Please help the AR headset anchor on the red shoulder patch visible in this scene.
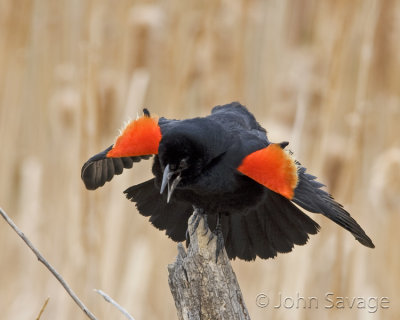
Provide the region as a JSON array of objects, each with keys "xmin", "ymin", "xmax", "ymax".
[
  {"xmin": 107, "ymin": 114, "xmax": 162, "ymax": 158},
  {"xmin": 237, "ymin": 144, "xmax": 298, "ymax": 199}
]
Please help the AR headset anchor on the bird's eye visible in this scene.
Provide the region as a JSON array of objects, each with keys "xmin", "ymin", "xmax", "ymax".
[{"xmin": 180, "ymin": 158, "xmax": 189, "ymax": 170}]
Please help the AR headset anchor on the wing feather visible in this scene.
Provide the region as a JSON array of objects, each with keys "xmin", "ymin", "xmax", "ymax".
[
  {"xmin": 81, "ymin": 145, "xmax": 151, "ymax": 190},
  {"xmin": 293, "ymin": 166, "xmax": 375, "ymax": 248}
]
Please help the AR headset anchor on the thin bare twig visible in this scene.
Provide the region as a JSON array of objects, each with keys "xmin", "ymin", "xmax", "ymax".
[
  {"xmin": 35, "ymin": 297, "xmax": 50, "ymax": 320},
  {"xmin": 0, "ymin": 207, "xmax": 98, "ymax": 320},
  {"xmin": 94, "ymin": 289, "xmax": 135, "ymax": 320}
]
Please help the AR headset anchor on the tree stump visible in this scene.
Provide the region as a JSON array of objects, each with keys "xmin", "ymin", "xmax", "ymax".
[{"xmin": 168, "ymin": 211, "xmax": 251, "ymax": 320}]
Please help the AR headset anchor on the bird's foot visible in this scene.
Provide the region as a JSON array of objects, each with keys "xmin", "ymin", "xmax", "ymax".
[
  {"xmin": 187, "ymin": 209, "xmax": 224, "ymax": 263},
  {"xmin": 185, "ymin": 214, "xmax": 209, "ymax": 244},
  {"xmin": 190, "ymin": 207, "xmax": 209, "ymax": 237},
  {"xmin": 207, "ymin": 214, "xmax": 224, "ymax": 263}
]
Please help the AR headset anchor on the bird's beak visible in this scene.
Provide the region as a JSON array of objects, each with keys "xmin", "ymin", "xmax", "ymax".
[{"xmin": 160, "ymin": 164, "xmax": 182, "ymax": 203}]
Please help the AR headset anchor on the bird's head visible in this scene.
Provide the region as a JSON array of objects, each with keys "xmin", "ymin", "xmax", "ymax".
[{"xmin": 158, "ymin": 133, "xmax": 209, "ymax": 203}]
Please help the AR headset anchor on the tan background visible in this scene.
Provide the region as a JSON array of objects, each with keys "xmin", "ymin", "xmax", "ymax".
[{"xmin": 1, "ymin": 0, "xmax": 399, "ymax": 319}]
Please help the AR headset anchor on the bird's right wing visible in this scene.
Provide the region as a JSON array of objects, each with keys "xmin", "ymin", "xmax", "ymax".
[
  {"xmin": 81, "ymin": 110, "xmax": 162, "ymax": 190},
  {"xmin": 81, "ymin": 145, "xmax": 152, "ymax": 190}
]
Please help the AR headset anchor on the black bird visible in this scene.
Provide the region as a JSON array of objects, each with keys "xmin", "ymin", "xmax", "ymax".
[{"xmin": 81, "ymin": 102, "xmax": 374, "ymax": 261}]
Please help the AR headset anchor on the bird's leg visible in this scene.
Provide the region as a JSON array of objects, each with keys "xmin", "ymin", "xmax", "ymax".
[
  {"xmin": 189, "ymin": 206, "xmax": 209, "ymax": 238},
  {"xmin": 207, "ymin": 212, "xmax": 224, "ymax": 263},
  {"xmin": 202, "ymin": 214, "xmax": 209, "ymax": 236},
  {"xmin": 185, "ymin": 228, "xmax": 190, "ymax": 247},
  {"xmin": 186, "ymin": 207, "xmax": 209, "ymax": 247}
]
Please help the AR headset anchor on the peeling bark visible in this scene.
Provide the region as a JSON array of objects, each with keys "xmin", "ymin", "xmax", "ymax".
[{"xmin": 168, "ymin": 211, "xmax": 251, "ymax": 320}]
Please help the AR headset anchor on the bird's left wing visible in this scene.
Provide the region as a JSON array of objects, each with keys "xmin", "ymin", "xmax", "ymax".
[
  {"xmin": 292, "ymin": 166, "xmax": 374, "ymax": 248},
  {"xmin": 237, "ymin": 142, "xmax": 298, "ymax": 199},
  {"xmin": 237, "ymin": 143, "xmax": 374, "ymax": 248},
  {"xmin": 81, "ymin": 110, "xmax": 162, "ymax": 190}
]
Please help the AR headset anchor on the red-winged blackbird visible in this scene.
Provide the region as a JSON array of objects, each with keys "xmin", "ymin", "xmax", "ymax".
[{"xmin": 81, "ymin": 102, "xmax": 374, "ymax": 261}]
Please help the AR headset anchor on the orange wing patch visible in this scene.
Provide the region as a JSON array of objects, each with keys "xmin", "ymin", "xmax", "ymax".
[
  {"xmin": 237, "ymin": 144, "xmax": 298, "ymax": 199},
  {"xmin": 107, "ymin": 113, "xmax": 162, "ymax": 158}
]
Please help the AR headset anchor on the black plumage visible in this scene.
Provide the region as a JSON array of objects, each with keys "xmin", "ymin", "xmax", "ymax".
[{"xmin": 81, "ymin": 102, "xmax": 374, "ymax": 261}]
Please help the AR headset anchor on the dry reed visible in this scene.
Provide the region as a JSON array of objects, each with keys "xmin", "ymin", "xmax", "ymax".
[{"xmin": 0, "ymin": 0, "xmax": 399, "ymax": 319}]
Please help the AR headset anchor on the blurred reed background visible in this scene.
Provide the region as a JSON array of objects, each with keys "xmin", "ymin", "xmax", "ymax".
[{"xmin": 0, "ymin": 0, "xmax": 399, "ymax": 319}]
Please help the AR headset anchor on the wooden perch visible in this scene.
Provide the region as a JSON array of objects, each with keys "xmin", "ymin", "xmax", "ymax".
[{"xmin": 168, "ymin": 211, "xmax": 251, "ymax": 320}]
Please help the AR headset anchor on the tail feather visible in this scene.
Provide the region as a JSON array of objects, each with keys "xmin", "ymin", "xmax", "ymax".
[
  {"xmin": 221, "ymin": 189, "xmax": 320, "ymax": 261},
  {"xmin": 228, "ymin": 215, "xmax": 255, "ymax": 261},
  {"xmin": 269, "ymin": 192, "xmax": 319, "ymax": 244},
  {"xmin": 243, "ymin": 211, "xmax": 276, "ymax": 259}
]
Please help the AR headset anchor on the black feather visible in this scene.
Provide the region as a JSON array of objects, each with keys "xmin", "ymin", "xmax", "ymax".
[
  {"xmin": 143, "ymin": 108, "xmax": 150, "ymax": 117},
  {"xmin": 81, "ymin": 145, "xmax": 151, "ymax": 190},
  {"xmin": 293, "ymin": 166, "xmax": 374, "ymax": 248},
  {"xmin": 124, "ymin": 179, "xmax": 192, "ymax": 242},
  {"xmin": 81, "ymin": 102, "xmax": 374, "ymax": 261}
]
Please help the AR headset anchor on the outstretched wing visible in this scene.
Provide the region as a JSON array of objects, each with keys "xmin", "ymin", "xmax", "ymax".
[
  {"xmin": 81, "ymin": 145, "xmax": 151, "ymax": 190},
  {"xmin": 292, "ymin": 166, "xmax": 375, "ymax": 248},
  {"xmin": 237, "ymin": 143, "xmax": 375, "ymax": 248},
  {"xmin": 237, "ymin": 143, "xmax": 298, "ymax": 199},
  {"xmin": 81, "ymin": 110, "xmax": 162, "ymax": 190}
]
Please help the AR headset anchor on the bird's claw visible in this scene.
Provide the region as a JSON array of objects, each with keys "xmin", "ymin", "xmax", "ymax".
[
  {"xmin": 190, "ymin": 207, "xmax": 208, "ymax": 236},
  {"xmin": 215, "ymin": 232, "xmax": 224, "ymax": 263},
  {"xmin": 189, "ymin": 209, "xmax": 224, "ymax": 263},
  {"xmin": 185, "ymin": 228, "xmax": 190, "ymax": 246},
  {"xmin": 202, "ymin": 215, "xmax": 209, "ymax": 236},
  {"xmin": 207, "ymin": 223, "xmax": 224, "ymax": 263}
]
